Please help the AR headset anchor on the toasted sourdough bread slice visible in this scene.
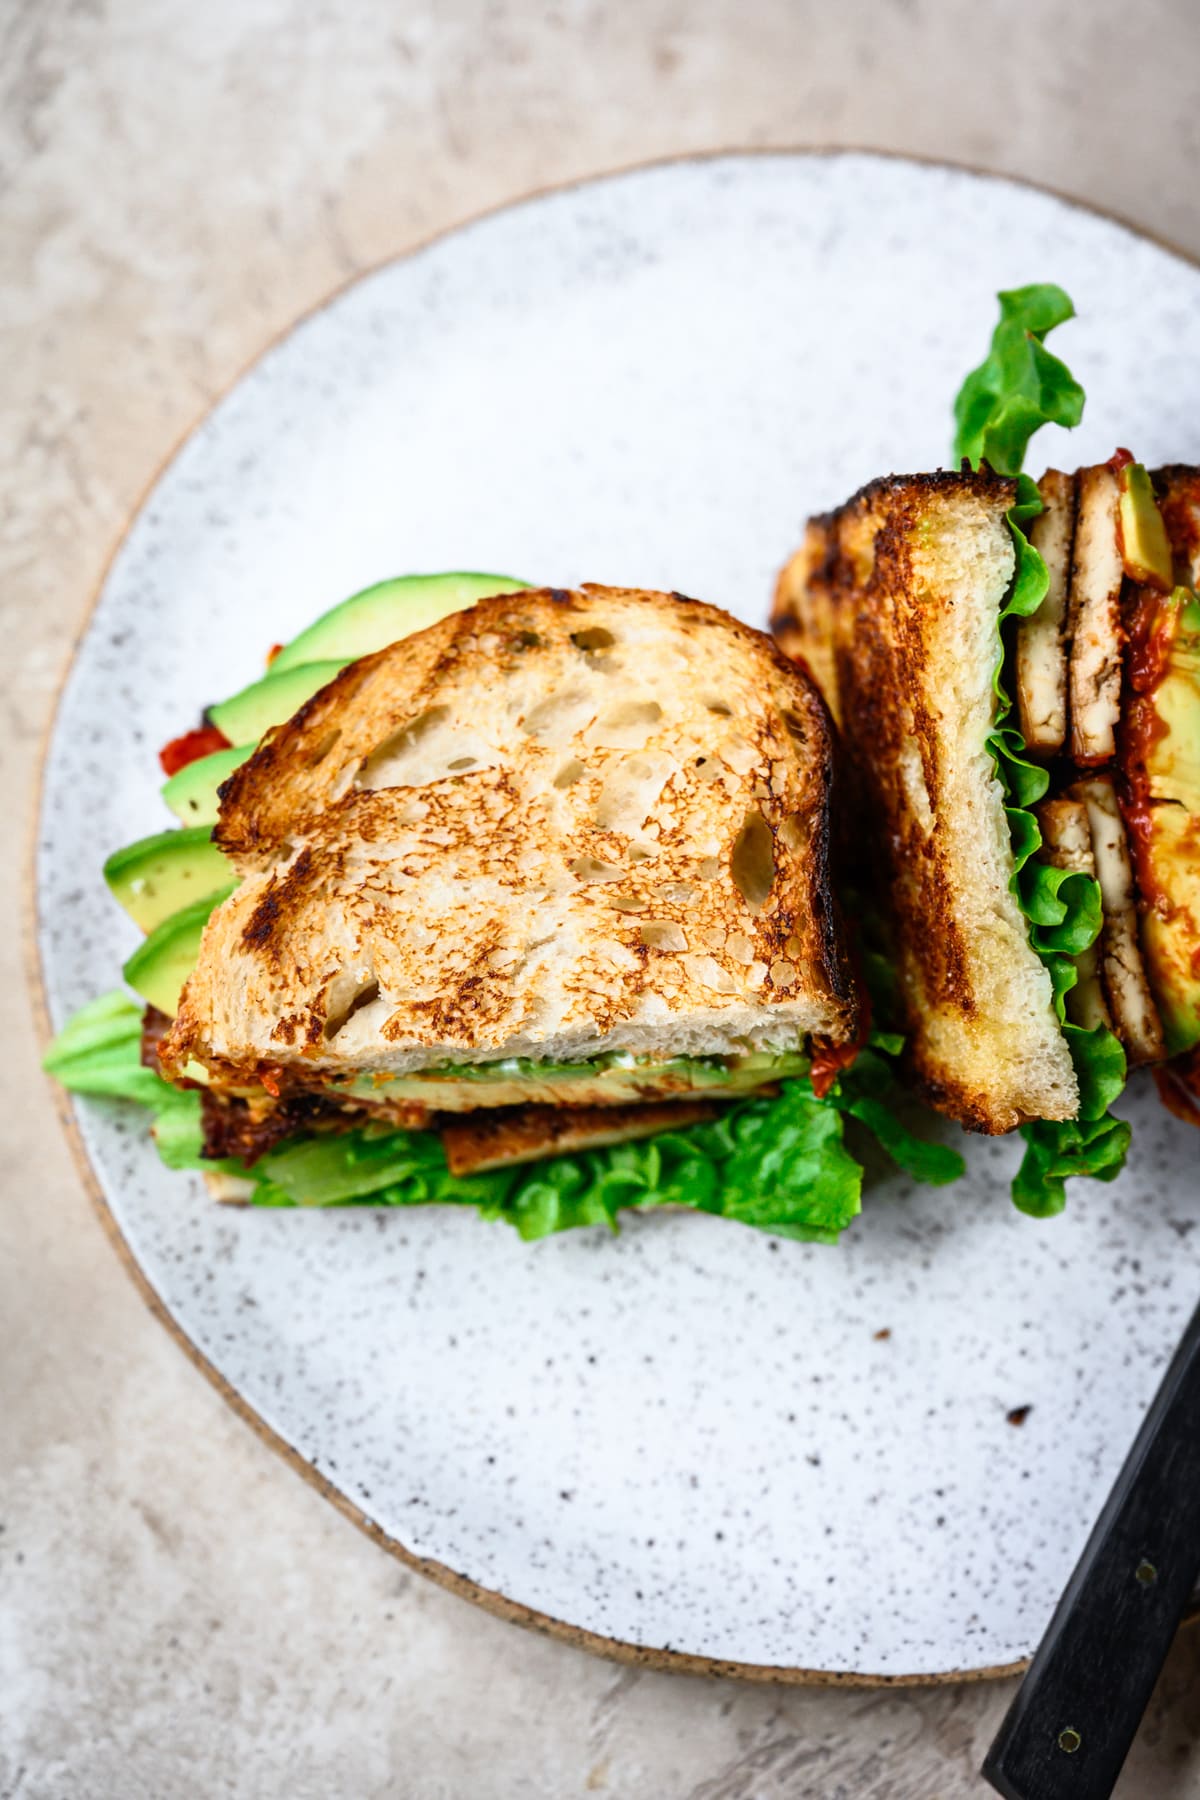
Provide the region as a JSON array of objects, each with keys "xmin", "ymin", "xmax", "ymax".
[
  {"xmin": 772, "ymin": 471, "xmax": 1078, "ymax": 1133},
  {"xmin": 160, "ymin": 586, "xmax": 858, "ymax": 1088}
]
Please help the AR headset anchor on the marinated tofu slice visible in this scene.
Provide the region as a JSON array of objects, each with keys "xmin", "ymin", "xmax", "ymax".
[
  {"xmin": 1068, "ymin": 465, "xmax": 1125, "ymax": 765},
  {"xmin": 1017, "ymin": 470, "xmax": 1076, "ymax": 753},
  {"xmin": 1071, "ymin": 776, "xmax": 1166, "ymax": 1065},
  {"xmin": 1036, "ymin": 796, "xmax": 1110, "ymax": 1031},
  {"xmin": 441, "ymin": 1099, "xmax": 722, "ymax": 1176}
]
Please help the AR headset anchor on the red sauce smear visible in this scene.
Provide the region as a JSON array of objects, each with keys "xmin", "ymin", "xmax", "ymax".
[
  {"xmin": 809, "ymin": 939, "xmax": 872, "ymax": 1099},
  {"xmin": 158, "ymin": 723, "xmax": 232, "ymax": 778},
  {"xmin": 1107, "ymin": 445, "xmax": 1135, "ymax": 474},
  {"xmin": 809, "ymin": 1036, "xmax": 859, "ymax": 1100},
  {"xmin": 1125, "ymin": 588, "xmax": 1178, "ymax": 695},
  {"xmin": 266, "ymin": 642, "xmax": 285, "ymax": 665}
]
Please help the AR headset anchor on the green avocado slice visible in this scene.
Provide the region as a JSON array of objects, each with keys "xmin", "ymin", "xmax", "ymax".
[
  {"xmin": 1141, "ymin": 806, "xmax": 1200, "ymax": 1055},
  {"xmin": 161, "ymin": 743, "xmax": 255, "ymax": 826},
  {"xmin": 1118, "ymin": 462, "xmax": 1174, "ymax": 590},
  {"xmin": 104, "ymin": 826, "xmax": 232, "ymax": 933},
  {"xmin": 207, "ymin": 660, "xmax": 345, "ymax": 745},
  {"xmin": 123, "ymin": 886, "xmax": 236, "ymax": 1017},
  {"xmin": 335, "ymin": 1049, "xmax": 811, "ymax": 1112},
  {"xmin": 1143, "ymin": 592, "xmax": 1200, "ymax": 805},
  {"xmin": 1132, "ymin": 590, "xmax": 1200, "ymax": 1054},
  {"xmin": 194, "ymin": 575, "xmax": 532, "ymax": 806},
  {"xmin": 270, "ymin": 572, "xmax": 529, "ymax": 673}
]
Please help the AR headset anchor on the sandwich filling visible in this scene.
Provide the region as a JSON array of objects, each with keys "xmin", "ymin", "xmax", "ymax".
[
  {"xmin": 964, "ymin": 301, "xmax": 1200, "ymax": 1203},
  {"xmin": 1010, "ymin": 459, "xmax": 1200, "ymax": 1075}
]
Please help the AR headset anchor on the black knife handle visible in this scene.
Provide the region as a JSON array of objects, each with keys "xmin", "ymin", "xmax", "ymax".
[{"xmin": 983, "ymin": 1294, "xmax": 1200, "ymax": 1800}]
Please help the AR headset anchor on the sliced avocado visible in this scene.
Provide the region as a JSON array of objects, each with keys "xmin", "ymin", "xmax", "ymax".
[
  {"xmin": 1145, "ymin": 592, "xmax": 1200, "ymax": 805},
  {"xmin": 104, "ymin": 826, "xmax": 232, "ymax": 933},
  {"xmin": 161, "ymin": 743, "xmax": 255, "ymax": 826},
  {"xmin": 207, "ymin": 659, "xmax": 345, "ymax": 746},
  {"xmin": 336, "ymin": 1049, "xmax": 809, "ymax": 1113},
  {"xmin": 270, "ymin": 572, "xmax": 529, "ymax": 673},
  {"xmin": 123, "ymin": 887, "xmax": 236, "ymax": 1017},
  {"xmin": 1140, "ymin": 804, "xmax": 1200, "ymax": 1055},
  {"xmin": 1133, "ymin": 589, "xmax": 1200, "ymax": 1053},
  {"xmin": 1118, "ymin": 462, "xmax": 1174, "ymax": 590}
]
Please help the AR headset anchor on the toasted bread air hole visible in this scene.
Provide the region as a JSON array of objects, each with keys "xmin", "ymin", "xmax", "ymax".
[
  {"xmin": 521, "ymin": 687, "xmax": 594, "ymax": 742},
  {"xmin": 603, "ymin": 700, "xmax": 661, "ymax": 728},
  {"xmin": 718, "ymin": 735, "xmax": 758, "ymax": 776},
  {"xmin": 730, "ymin": 808, "xmax": 775, "ymax": 912},
  {"xmin": 447, "ymin": 756, "xmax": 477, "ymax": 771},
  {"xmin": 568, "ymin": 856, "xmax": 624, "ymax": 883},
  {"xmin": 553, "ymin": 759, "xmax": 586, "ymax": 789},
  {"xmin": 640, "ymin": 920, "xmax": 688, "ymax": 951},
  {"xmin": 571, "ymin": 627, "xmax": 616, "ymax": 651},
  {"xmin": 306, "ymin": 728, "xmax": 341, "ymax": 768},
  {"xmin": 780, "ymin": 708, "xmax": 809, "ymax": 745},
  {"xmin": 594, "ymin": 750, "xmax": 673, "ymax": 832},
  {"xmin": 323, "ymin": 977, "xmax": 381, "ymax": 1041},
  {"xmin": 705, "ymin": 698, "xmax": 733, "ymax": 717},
  {"xmin": 586, "ymin": 699, "xmax": 664, "ymax": 750},
  {"xmin": 610, "ymin": 893, "xmax": 647, "ymax": 913},
  {"xmin": 356, "ymin": 706, "xmax": 450, "ymax": 787}
]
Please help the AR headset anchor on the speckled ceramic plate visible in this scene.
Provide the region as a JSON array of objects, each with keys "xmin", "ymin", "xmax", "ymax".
[{"xmin": 35, "ymin": 152, "xmax": 1200, "ymax": 1682}]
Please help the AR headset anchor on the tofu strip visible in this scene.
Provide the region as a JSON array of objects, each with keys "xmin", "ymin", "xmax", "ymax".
[
  {"xmin": 1072, "ymin": 777, "xmax": 1166, "ymax": 1065},
  {"xmin": 1017, "ymin": 470, "xmax": 1076, "ymax": 753},
  {"xmin": 1036, "ymin": 797, "xmax": 1110, "ymax": 1031},
  {"xmin": 441, "ymin": 1099, "xmax": 722, "ymax": 1176},
  {"xmin": 1068, "ymin": 466, "xmax": 1125, "ymax": 765}
]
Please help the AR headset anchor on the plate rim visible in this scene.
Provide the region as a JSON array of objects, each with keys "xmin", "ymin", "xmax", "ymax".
[{"xmin": 26, "ymin": 144, "xmax": 1200, "ymax": 1687}]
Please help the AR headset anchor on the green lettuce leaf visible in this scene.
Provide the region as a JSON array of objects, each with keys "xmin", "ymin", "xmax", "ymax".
[
  {"xmin": 829, "ymin": 1044, "xmax": 965, "ymax": 1187},
  {"xmin": 1013, "ymin": 1114, "xmax": 1131, "ymax": 1218},
  {"xmin": 40, "ymin": 990, "xmax": 246, "ymax": 1174},
  {"xmin": 40, "ymin": 990, "xmax": 165, "ymax": 1107},
  {"xmin": 953, "ymin": 284, "xmax": 1086, "ymax": 476}
]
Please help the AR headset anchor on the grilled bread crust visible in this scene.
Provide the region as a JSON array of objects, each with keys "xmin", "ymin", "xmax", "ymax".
[
  {"xmin": 772, "ymin": 471, "xmax": 1078, "ymax": 1133},
  {"xmin": 160, "ymin": 586, "xmax": 859, "ymax": 1087}
]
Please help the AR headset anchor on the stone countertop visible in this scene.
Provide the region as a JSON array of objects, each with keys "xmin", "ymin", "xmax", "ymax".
[{"xmin": 5, "ymin": 3, "xmax": 1200, "ymax": 1795}]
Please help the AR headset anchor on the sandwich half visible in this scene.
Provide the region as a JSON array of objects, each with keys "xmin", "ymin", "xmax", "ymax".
[
  {"xmin": 773, "ymin": 469, "xmax": 1075, "ymax": 1133},
  {"xmin": 772, "ymin": 458, "xmax": 1200, "ymax": 1187},
  {"xmin": 50, "ymin": 575, "xmax": 964, "ymax": 1246},
  {"xmin": 159, "ymin": 584, "xmax": 860, "ymax": 1164}
]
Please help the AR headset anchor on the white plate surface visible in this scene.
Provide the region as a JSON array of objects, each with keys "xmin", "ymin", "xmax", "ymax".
[{"xmin": 37, "ymin": 153, "xmax": 1200, "ymax": 1679}]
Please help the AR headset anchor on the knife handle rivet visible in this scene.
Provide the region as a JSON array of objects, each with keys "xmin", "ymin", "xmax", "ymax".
[
  {"xmin": 1057, "ymin": 1727, "xmax": 1083, "ymax": 1754},
  {"xmin": 1135, "ymin": 1559, "xmax": 1158, "ymax": 1586}
]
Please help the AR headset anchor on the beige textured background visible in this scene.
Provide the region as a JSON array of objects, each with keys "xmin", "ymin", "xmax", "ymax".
[{"xmin": 6, "ymin": 3, "xmax": 1200, "ymax": 1795}]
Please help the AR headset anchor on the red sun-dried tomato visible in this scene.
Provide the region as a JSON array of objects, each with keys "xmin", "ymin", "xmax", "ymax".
[{"xmin": 158, "ymin": 724, "xmax": 231, "ymax": 777}]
